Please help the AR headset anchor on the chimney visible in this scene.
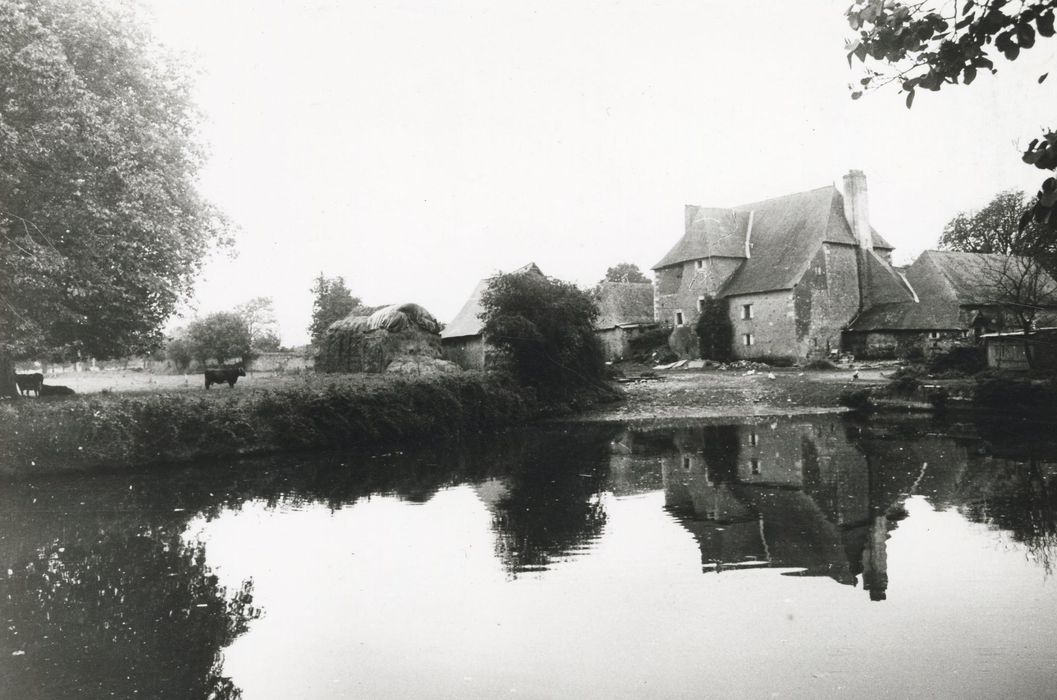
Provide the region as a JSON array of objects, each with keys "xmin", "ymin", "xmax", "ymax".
[{"xmin": 842, "ymin": 169, "xmax": 872, "ymax": 250}]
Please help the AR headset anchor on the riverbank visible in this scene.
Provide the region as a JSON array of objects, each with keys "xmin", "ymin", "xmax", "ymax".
[
  {"xmin": 0, "ymin": 372, "xmax": 564, "ymax": 477},
  {"xmin": 572, "ymin": 366, "xmax": 880, "ymax": 425}
]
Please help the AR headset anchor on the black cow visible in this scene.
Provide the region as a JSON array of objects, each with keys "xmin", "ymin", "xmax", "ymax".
[
  {"xmin": 204, "ymin": 366, "xmax": 246, "ymax": 389},
  {"xmin": 39, "ymin": 384, "xmax": 75, "ymax": 397},
  {"xmin": 15, "ymin": 372, "xmax": 43, "ymax": 397}
]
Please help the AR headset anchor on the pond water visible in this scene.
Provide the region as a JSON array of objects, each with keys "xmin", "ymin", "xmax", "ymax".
[{"xmin": 3, "ymin": 413, "xmax": 1057, "ymax": 698}]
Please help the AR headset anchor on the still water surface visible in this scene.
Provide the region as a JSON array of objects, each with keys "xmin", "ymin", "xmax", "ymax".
[{"xmin": 3, "ymin": 414, "xmax": 1057, "ymax": 698}]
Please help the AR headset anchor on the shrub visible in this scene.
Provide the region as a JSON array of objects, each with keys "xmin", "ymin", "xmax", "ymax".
[
  {"xmin": 805, "ymin": 359, "xmax": 838, "ymax": 370},
  {"xmin": 696, "ymin": 298, "xmax": 733, "ymax": 361},
  {"xmin": 0, "ymin": 373, "xmax": 536, "ymax": 475},
  {"xmin": 839, "ymin": 388, "xmax": 873, "ymax": 411},
  {"xmin": 926, "ymin": 386, "xmax": 950, "ymax": 411},
  {"xmin": 481, "ymin": 272, "xmax": 605, "ymax": 396},
  {"xmin": 929, "ymin": 345, "xmax": 986, "ymax": 375},
  {"xmin": 974, "ymin": 376, "xmax": 1057, "ymax": 412},
  {"xmin": 628, "ymin": 327, "xmax": 671, "ymax": 355}
]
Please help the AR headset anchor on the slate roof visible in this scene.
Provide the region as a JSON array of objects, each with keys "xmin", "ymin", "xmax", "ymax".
[
  {"xmin": 594, "ymin": 281, "xmax": 655, "ymax": 330},
  {"xmin": 654, "ymin": 185, "xmax": 895, "ymax": 298},
  {"xmin": 848, "ymin": 250, "xmax": 1057, "ymax": 332},
  {"xmin": 441, "ymin": 263, "xmax": 544, "ymax": 340},
  {"xmin": 721, "ymin": 186, "xmax": 893, "ymax": 297}
]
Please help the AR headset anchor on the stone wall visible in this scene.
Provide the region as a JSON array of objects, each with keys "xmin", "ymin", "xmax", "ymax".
[
  {"xmin": 726, "ymin": 290, "xmax": 796, "ymax": 360},
  {"xmin": 442, "ymin": 336, "xmax": 487, "ymax": 370},
  {"xmin": 654, "ymin": 258, "xmax": 741, "ymax": 329},
  {"xmin": 842, "ymin": 329, "xmax": 966, "ymax": 359},
  {"xmin": 794, "ymin": 244, "xmax": 862, "ymax": 359}
]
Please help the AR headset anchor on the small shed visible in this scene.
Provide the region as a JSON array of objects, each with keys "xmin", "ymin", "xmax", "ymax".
[
  {"xmin": 982, "ymin": 327, "xmax": 1057, "ymax": 372},
  {"xmin": 316, "ymin": 303, "xmax": 444, "ymax": 373},
  {"xmin": 593, "ymin": 281, "xmax": 657, "ymax": 361},
  {"xmin": 441, "ymin": 263, "xmax": 544, "ymax": 369}
]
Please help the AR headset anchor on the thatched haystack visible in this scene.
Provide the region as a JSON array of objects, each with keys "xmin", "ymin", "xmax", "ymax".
[{"xmin": 316, "ymin": 303, "xmax": 446, "ymax": 373}]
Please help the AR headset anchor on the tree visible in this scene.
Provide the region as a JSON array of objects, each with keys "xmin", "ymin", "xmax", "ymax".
[
  {"xmin": 975, "ymin": 254, "xmax": 1057, "ymax": 368},
  {"xmin": 845, "ymin": 0, "xmax": 1057, "ymax": 228},
  {"xmin": 939, "ymin": 190, "xmax": 1057, "ymax": 272},
  {"xmin": 696, "ymin": 297, "xmax": 733, "ymax": 362},
  {"xmin": 308, "ymin": 274, "xmax": 361, "ymax": 346},
  {"xmin": 252, "ymin": 328, "xmax": 283, "ymax": 354},
  {"xmin": 164, "ymin": 331, "xmax": 194, "ymax": 372},
  {"xmin": 598, "ymin": 262, "xmax": 649, "ymax": 285},
  {"xmin": 0, "ymin": 0, "xmax": 227, "ymax": 397},
  {"xmin": 235, "ymin": 296, "xmax": 283, "ymax": 353},
  {"xmin": 185, "ymin": 313, "xmax": 252, "ymax": 367},
  {"xmin": 480, "ymin": 271, "xmax": 605, "ymax": 394}
]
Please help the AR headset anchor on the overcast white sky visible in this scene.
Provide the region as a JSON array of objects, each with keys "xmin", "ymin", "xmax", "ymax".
[{"xmin": 144, "ymin": 0, "xmax": 1057, "ymax": 346}]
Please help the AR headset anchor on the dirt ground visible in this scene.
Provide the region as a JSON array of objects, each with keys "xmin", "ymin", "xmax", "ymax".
[{"xmin": 576, "ymin": 366, "xmax": 889, "ymax": 423}]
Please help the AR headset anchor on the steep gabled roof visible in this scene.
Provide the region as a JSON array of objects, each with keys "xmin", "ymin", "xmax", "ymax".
[
  {"xmin": 848, "ymin": 250, "xmax": 1010, "ymax": 331},
  {"xmin": 663, "ymin": 185, "xmax": 894, "ymax": 297},
  {"xmin": 441, "ymin": 263, "xmax": 544, "ymax": 340},
  {"xmin": 923, "ymin": 250, "xmax": 1049, "ymax": 303},
  {"xmin": 865, "ymin": 250, "xmax": 918, "ymax": 305},
  {"xmin": 594, "ymin": 281, "xmax": 655, "ymax": 330},
  {"xmin": 652, "ymin": 207, "xmax": 751, "ymax": 269}
]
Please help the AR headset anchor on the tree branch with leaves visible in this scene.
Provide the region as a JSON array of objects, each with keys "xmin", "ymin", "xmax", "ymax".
[{"xmin": 846, "ymin": 0, "xmax": 1057, "ymax": 228}]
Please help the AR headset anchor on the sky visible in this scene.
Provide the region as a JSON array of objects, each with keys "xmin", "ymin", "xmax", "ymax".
[{"xmin": 143, "ymin": 0, "xmax": 1057, "ymax": 346}]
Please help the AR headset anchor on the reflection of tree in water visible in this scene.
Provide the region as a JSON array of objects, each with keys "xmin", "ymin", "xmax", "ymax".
[
  {"xmin": 957, "ymin": 459, "xmax": 1057, "ymax": 574},
  {"xmin": 486, "ymin": 427, "xmax": 616, "ymax": 576},
  {"xmin": 0, "ymin": 513, "xmax": 259, "ymax": 698}
]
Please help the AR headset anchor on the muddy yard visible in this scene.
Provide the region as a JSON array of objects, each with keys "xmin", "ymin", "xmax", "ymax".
[{"xmin": 578, "ymin": 366, "xmax": 888, "ymax": 423}]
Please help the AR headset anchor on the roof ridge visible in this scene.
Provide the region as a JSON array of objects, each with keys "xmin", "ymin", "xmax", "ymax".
[{"xmin": 730, "ymin": 183, "xmax": 835, "ymax": 212}]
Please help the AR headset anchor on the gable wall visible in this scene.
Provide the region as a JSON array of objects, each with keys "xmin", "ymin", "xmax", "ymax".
[
  {"xmin": 654, "ymin": 258, "xmax": 742, "ymax": 328},
  {"xmin": 727, "ymin": 290, "xmax": 796, "ymax": 360},
  {"xmin": 794, "ymin": 243, "xmax": 862, "ymax": 358}
]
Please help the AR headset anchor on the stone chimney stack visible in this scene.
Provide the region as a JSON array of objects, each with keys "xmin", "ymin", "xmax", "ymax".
[{"xmin": 842, "ymin": 169, "xmax": 872, "ymax": 250}]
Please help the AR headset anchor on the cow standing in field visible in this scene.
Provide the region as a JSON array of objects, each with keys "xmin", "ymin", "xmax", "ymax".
[
  {"xmin": 15, "ymin": 373, "xmax": 43, "ymax": 397},
  {"xmin": 204, "ymin": 367, "xmax": 246, "ymax": 389}
]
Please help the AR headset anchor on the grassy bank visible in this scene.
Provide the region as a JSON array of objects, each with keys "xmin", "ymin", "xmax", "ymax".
[{"xmin": 0, "ymin": 372, "xmax": 547, "ymax": 476}]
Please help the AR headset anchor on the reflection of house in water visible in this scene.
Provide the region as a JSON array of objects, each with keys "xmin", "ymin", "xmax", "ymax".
[{"xmin": 655, "ymin": 416, "xmax": 921, "ymax": 601}]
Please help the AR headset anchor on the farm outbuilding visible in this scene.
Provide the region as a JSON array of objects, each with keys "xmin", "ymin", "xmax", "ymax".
[
  {"xmin": 593, "ymin": 281, "xmax": 657, "ymax": 361},
  {"xmin": 982, "ymin": 328, "xmax": 1057, "ymax": 372},
  {"xmin": 441, "ymin": 263, "xmax": 544, "ymax": 369},
  {"xmin": 315, "ymin": 303, "xmax": 447, "ymax": 373}
]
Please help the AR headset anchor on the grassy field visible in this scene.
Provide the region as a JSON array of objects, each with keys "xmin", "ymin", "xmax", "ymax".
[{"xmin": 35, "ymin": 369, "xmax": 347, "ymax": 396}]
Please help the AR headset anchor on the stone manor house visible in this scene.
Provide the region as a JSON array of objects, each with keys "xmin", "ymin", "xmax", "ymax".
[{"xmin": 651, "ymin": 170, "xmax": 1054, "ymax": 362}]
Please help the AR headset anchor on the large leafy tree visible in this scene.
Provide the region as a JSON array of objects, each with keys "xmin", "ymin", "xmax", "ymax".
[
  {"xmin": 0, "ymin": 0, "xmax": 227, "ymax": 396},
  {"xmin": 598, "ymin": 262, "xmax": 649, "ymax": 285},
  {"xmin": 846, "ymin": 0, "xmax": 1057, "ymax": 228},
  {"xmin": 308, "ymin": 274, "xmax": 361, "ymax": 346},
  {"xmin": 480, "ymin": 271, "xmax": 605, "ymax": 394},
  {"xmin": 939, "ymin": 189, "xmax": 1057, "ymax": 271},
  {"xmin": 236, "ymin": 296, "xmax": 281, "ymax": 352},
  {"xmin": 185, "ymin": 313, "xmax": 252, "ymax": 367}
]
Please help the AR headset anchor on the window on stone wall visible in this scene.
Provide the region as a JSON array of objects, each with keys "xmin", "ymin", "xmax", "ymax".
[
  {"xmin": 929, "ymin": 331, "xmax": 940, "ymax": 340},
  {"xmin": 697, "ymin": 296, "xmax": 705, "ymax": 312},
  {"xmin": 696, "ymin": 260, "xmax": 704, "ymax": 270},
  {"xmin": 742, "ymin": 303, "xmax": 753, "ymax": 320},
  {"xmin": 683, "ymin": 456, "xmax": 691, "ymax": 471},
  {"xmin": 743, "ymin": 333, "xmax": 754, "ymax": 346},
  {"xmin": 749, "ymin": 431, "xmax": 759, "ymax": 446},
  {"xmin": 675, "ymin": 311, "xmax": 684, "ymax": 326},
  {"xmin": 750, "ymin": 457, "xmax": 761, "ymax": 475}
]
